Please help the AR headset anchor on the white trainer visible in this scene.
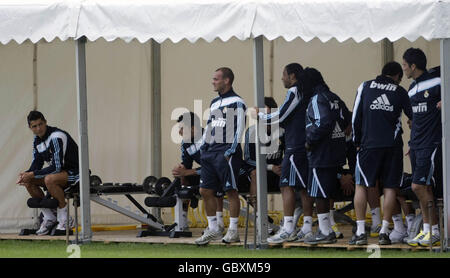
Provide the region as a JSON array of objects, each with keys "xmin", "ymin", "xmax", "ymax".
[
  {"xmin": 389, "ymin": 229, "xmax": 408, "ymax": 244},
  {"xmin": 267, "ymin": 228, "xmax": 293, "ymax": 244},
  {"xmin": 36, "ymin": 218, "xmax": 57, "ymax": 235},
  {"xmin": 195, "ymin": 228, "xmax": 223, "ymax": 245},
  {"xmin": 222, "ymin": 229, "xmax": 240, "ymax": 243}
]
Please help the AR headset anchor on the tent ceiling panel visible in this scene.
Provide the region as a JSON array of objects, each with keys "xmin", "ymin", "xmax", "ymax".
[
  {"xmin": 0, "ymin": 0, "xmax": 79, "ymax": 44},
  {"xmin": 1, "ymin": 0, "xmax": 450, "ymax": 44}
]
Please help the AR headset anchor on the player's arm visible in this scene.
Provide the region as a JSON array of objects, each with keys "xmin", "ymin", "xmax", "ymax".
[
  {"xmin": 244, "ymin": 128, "xmax": 256, "ymax": 167},
  {"xmin": 258, "ymin": 88, "xmax": 300, "ymax": 125},
  {"xmin": 33, "ymin": 137, "xmax": 64, "ymax": 178},
  {"xmin": 225, "ymin": 102, "xmax": 246, "ymax": 158},
  {"xmin": 173, "ymin": 145, "xmax": 198, "ymax": 177},
  {"xmin": 305, "ymin": 95, "xmax": 335, "ymax": 148},
  {"xmin": 352, "ymin": 82, "xmax": 365, "ymax": 148},
  {"xmin": 17, "ymin": 145, "xmax": 44, "ymax": 184}
]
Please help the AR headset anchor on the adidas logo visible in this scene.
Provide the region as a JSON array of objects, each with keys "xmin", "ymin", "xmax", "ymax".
[
  {"xmin": 370, "ymin": 94, "xmax": 394, "ymax": 111},
  {"xmin": 420, "ymin": 177, "xmax": 426, "ymax": 182},
  {"xmin": 282, "ymin": 178, "xmax": 288, "ymax": 183},
  {"xmin": 225, "ymin": 181, "xmax": 231, "ymax": 187},
  {"xmin": 332, "ymin": 122, "xmax": 345, "ymax": 139}
]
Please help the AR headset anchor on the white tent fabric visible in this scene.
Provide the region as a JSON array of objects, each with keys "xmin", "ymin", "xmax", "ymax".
[
  {"xmin": 0, "ymin": 0, "xmax": 79, "ymax": 44},
  {"xmin": 1, "ymin": 0, "xmax": 450, "ymax": 44}
]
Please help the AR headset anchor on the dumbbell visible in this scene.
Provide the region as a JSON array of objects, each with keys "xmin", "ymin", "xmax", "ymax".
[
  {"xmin": 154, "ymin": 177, "xmax": 172, "ymax": 196},
  {"xmin": 90, "ymin": 175, "xmax": 102, "ymax": 187},
  {"xmin": 142, "ymin": 176, "xmax": 158, "ymax": 194}
]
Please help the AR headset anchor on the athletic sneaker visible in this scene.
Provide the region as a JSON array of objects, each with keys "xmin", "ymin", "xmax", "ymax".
[
  {"xmin": 202, "ymin": 224, "xmax": 225, "ymax": 236},
  {"xmin": 55, "ymin": 216, "xmax": 74, "ymax": 231},
  {"xmin": 222, "ymin": 229, "xmax": 240, "ymax": 244},
  {"xmin": 348, "ymin": 233, "xmax": 368, "ymax": 245},
  {"xmin": 268, "ymin": 222, "xmax": 280, "ymax": 236},
  {"xmin": 332, "ymin": 224, "xmax": 343, "ymax": 239},
  {"xmin": 378, "ymin": 233, "xmax": 391, "ymax": 245},
  {"xmin": 407, "ymin": 230, "xmax": 427, "ymax": 247},
  {"xmin": 267, "ymin": 228, "xmax": 293, "ymax": 244},
  {"xmin": 287, "ymin": 228, "xmax": 301, "ymax": 241},
  {"xmin": 289, "ymin": 229, "xmax": 313, "ymax": 242},
  {"xmin": 419, "ymin": 232, "xmax": 441, "ymax": 247},
  {"xmin": 370, "ymin": 224, "xmax": 381, "ymax": 237},
  {"xmin": 36, "ymin": 218, "xmax": 57, "ymax": 235},
  {"xmin": 195, "ymin": 228, "xmax": 223, "ymax": 245},
  {"xmin": 389, "ymin": 229, "xmax": 408, "ymax": 244},
  {"xmin": 304, "ymin": 231, "xmax": 337, "ymax": 245}
]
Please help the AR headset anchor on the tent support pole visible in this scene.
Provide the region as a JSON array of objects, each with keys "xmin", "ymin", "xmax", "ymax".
[
  {"xmin": 441, "ymin": 38, "xmax": 450, "ymax": 250},
  {"xmin": 253, "ymin": 36, "xmax": 268, "ymax": 249},
  {"xmin": 151, "ymin": 39, "xmax": 162, "ymax": 178},
  {"xmin": 150, "ymin": 39, "xmax": 162, "ymax": 222},
  {"xmin": 381, "ymin": 39, "xmax": 393, "ymax": 68},
  {"xmin": 76, "ymin": 36, "xmax": 92, "ymax": 243}
]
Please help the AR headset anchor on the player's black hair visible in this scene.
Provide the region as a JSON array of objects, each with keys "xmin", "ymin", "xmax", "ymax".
[
  {"xmin": 382, "ymin": 61, "xmax": 403, "ymax": 79},
  {"xmin": 27, "ymin": 111, "xmax": 46, "ymax": 126},
  {"xmin": 177, "ymin": 111, "xmax": 201, "ymax": 128},
  {"xmin": 403, "ymin": 48, "xmax": 427, "ymax": 71},
  {"xmin": 302, "ymin": 67, "xmax": 329, "ymax": 93},
  {"xmin": 264, "ymin": 97, "xmax": 278, "ymax": 109}
]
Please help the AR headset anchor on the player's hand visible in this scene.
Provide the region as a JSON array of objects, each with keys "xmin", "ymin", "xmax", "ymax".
[
  {"xmin": 405, "ymin": 148, "xmax": 410, "ymax": 157},
  {"xmin": 19, "ymin": 172, "xmax": 34, "ymax": 184},
  {"xmin": 407, "ymin": 119, "xmax": 412, "ymax": 129},
  {"xmin": 339, "ymin": 174, "xmax": 354, "ymax": 196},
  {"xmin": 16, "ymin": 173, "xmax": 25, "ymax": 185},
  {"xmin": 437, "ymin": 101, "xmax": 442, "ymax": 110},
  {"xmin": 172, "ymin": 164, "xmax": 186, "ymax": 177},
  {"xmin": 250, "ymin": 107, "xmax": 259, "ymax": 120},
  {"xmin": 344, "ymin": 124, "xmax": 352, "ymax": 136},
  {"xmin": 272, "ymin": 165, "xmax": 282, "ymax": 176}
]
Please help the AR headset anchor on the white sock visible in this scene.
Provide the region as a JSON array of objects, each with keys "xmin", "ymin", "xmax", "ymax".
[
  {"xmin": 301, "ymin": 216, "xmax": 313, "ymax": 233},
  {"xmin": 380, "ymin": 220, "xmax": 390, "ymax": 234},
  {"xmin": 283, "ymin": 216, "xmax": 294, "ymax": 234},
  {"xmin": 216, "ymin": 211, "xmax": 224, "ymax": 228},
  {"xmin": 318, "ymin": 213, "xmax": 331, "ymax": 236},
  {"xmin": 392, "ymin": 214, "xmax": 405, "ymax": 233},
  {"xmin": 371, "ymin": 207, "xmax": 381, "ymax": 227},
  {"xmin": 329, "ymin": 210, "xmax": 336, "ymax": 226},
  {"xmin": 432, "ymin": 224, "xmax": 440, "ymax": 236},
  {"xmin": 423, "ymin": 223, "xmax": 430, "ymax": 234},
  {"xmin": 356, "ymin": 220, "xmax": 366, "ymax": 236},
  {"xmin": 207, "ymin": 216, "xmax": 218, "ymax": 232},
  {"xmin": 56, "ymin": 204, "xmax": 68, "ymax": 222},
  {"xmin": 229, "ymin": 217, "xmax": 239, "ymax": 230},
  {"xmin": 41, "ymin": 208, "xmax": 56, "ymax": 221},
  {"xmin": 406, "ymin": 214, "xmax": 415, "ymax": 230}
]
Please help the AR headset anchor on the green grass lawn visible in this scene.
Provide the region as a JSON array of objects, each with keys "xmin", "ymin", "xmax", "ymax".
[{"xmin": 1, "ymin": 239, "xmax": 450, "ymax": 258}]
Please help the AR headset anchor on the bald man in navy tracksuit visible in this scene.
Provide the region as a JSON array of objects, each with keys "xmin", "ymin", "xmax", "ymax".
[{"xmin": 195, "ymin": 67, "xmax": 246, "ymax": 245}]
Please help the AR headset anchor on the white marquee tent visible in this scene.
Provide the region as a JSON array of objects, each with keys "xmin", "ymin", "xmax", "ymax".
[{"xmin": 1, "ymin": 0, "xmax": 450, "ymax": 248}]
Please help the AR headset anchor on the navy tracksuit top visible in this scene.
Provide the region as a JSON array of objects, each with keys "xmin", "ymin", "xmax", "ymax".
[
  {"xmin": 352, "ymin": 75, "xmax": 412, "ymax": 149},
  {"xmin": 27, "ymin": 126, "xmax": 79, "ymax": 178},
  {"xmin": 306, "ymin": 84, "xmax": 351, "ymax": 168}
]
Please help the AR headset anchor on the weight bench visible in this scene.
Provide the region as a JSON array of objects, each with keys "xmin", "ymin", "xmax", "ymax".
[
  {"xmin": 64, "ymin": 175, "xmax": 171, "ymax": 244},
  {"xmin": 139, "ymin": 177, "xmax": 199, "ymax": 238},
  {"xmin": 19, "ymin": 187, "xmax": 76, "ymax": 237}
]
